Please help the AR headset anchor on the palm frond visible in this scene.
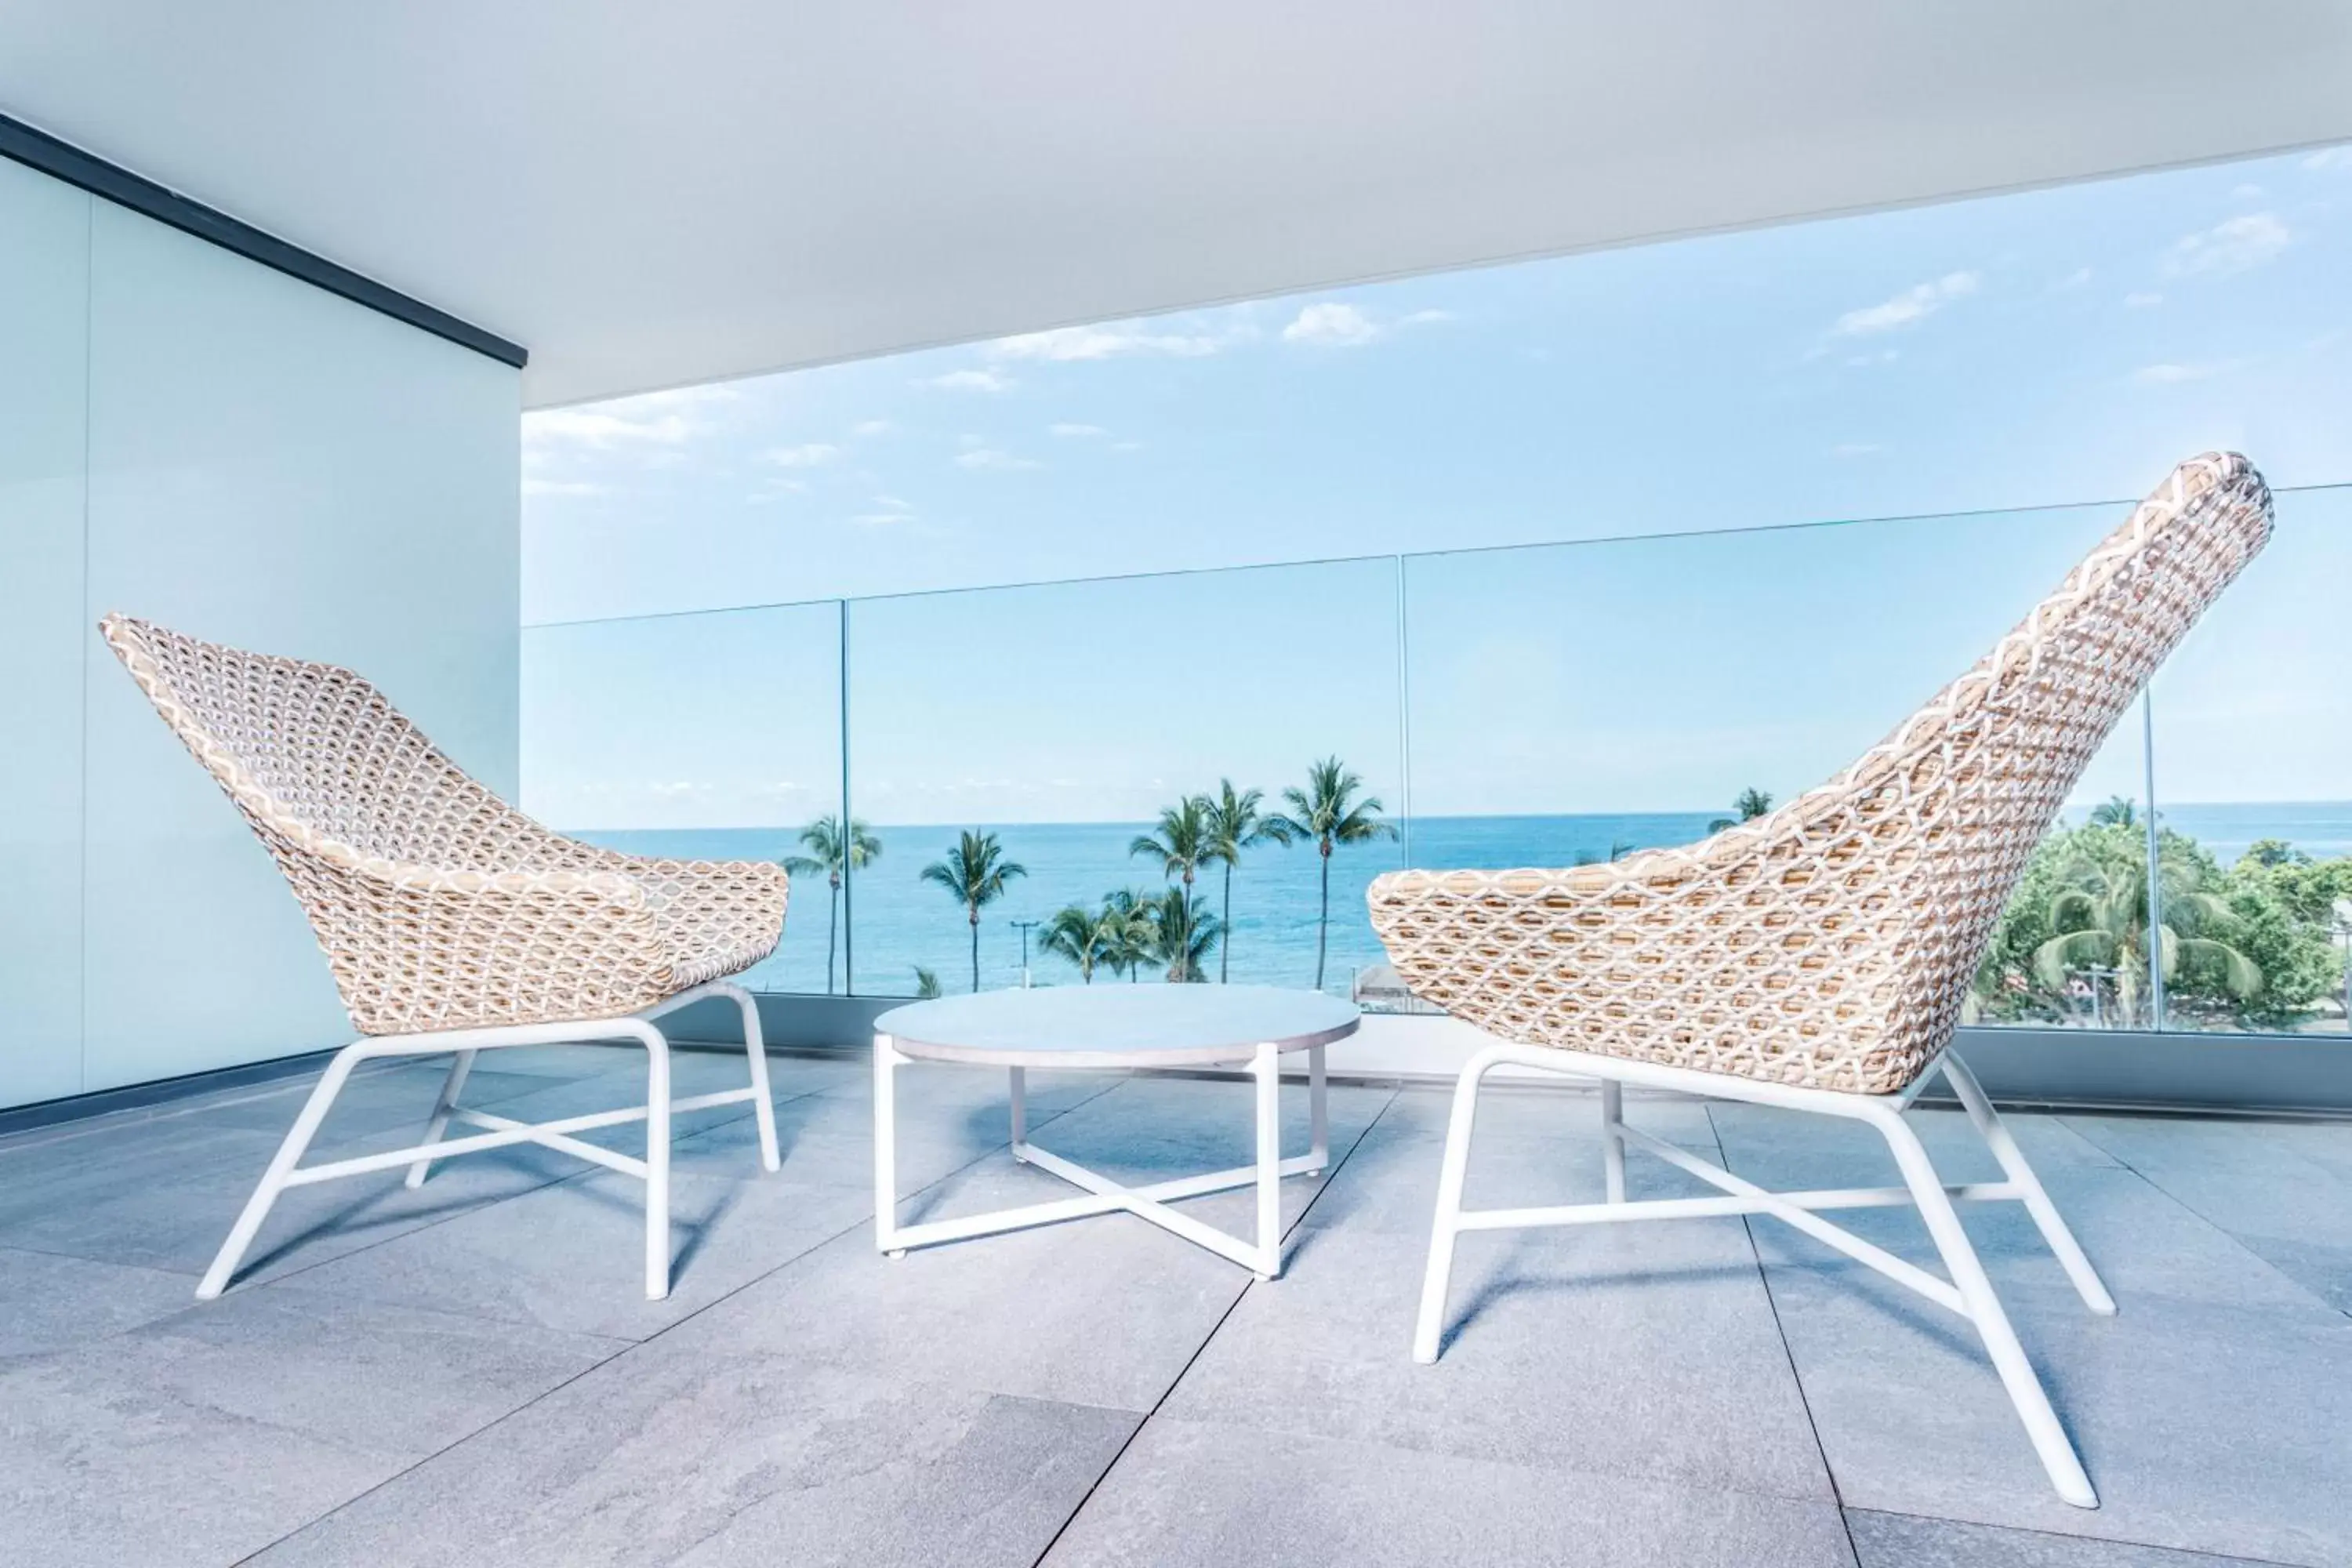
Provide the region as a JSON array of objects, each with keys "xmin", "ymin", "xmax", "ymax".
[{"xmin": 2032, "ymin": 929, "xmax": 2116, "ymax": 991}]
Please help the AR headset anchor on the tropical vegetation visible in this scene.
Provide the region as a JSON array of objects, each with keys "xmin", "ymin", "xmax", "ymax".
[
  {"xmin": 1266, "ymin": 756, "xmax": 1397, "ymax": 992},
  {"xmin": 1203, "ymin": 779, "xmax": 1291, "ymax": 982},
  {"xmin": 780, "ymin": 814, "xmax": 880, "ymax": 996},
  {"xmin": 1708, "ymin": 786, "xmax": 1774, "ymax": 834},
  {"xmin": 919, "ymin": 829, "xmax": 1027, "ymax": 993},
  {"xmin": 1971, "ymin": 813, "xmax": 2351, "ymax": 1032}
]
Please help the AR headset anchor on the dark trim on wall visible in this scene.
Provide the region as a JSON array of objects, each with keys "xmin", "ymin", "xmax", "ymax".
[{"xmin": 0, "ymin": 110, "xmax": 527, "ymax": 368}]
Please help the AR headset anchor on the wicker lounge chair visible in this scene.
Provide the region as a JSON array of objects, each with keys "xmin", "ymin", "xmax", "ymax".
[
  {"xmin": 1368, "ymin": 452, "xmax": 2273, "ymax": 1508},
  {"xmin": 101, "ymin": 615, "xmax": 789, "ymax": 1301}
]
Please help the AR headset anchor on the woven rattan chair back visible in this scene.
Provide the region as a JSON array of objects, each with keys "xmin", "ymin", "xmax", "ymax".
[
  {"xmin": 1368, "ymin": 452, "xmax": 2273, "ymax": 1094},
  {"xmin": 100, "ymin": 617, "xmax": 563, "ymax": 871},
  {"xmin": 99, "ymin": 615, "xmax": 794, "ymax": 1036}
]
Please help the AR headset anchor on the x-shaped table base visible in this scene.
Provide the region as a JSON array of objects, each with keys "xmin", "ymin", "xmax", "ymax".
[{"xmin": 872, "ymin": 1038, "xmax": 1329, "ymax": 1279}]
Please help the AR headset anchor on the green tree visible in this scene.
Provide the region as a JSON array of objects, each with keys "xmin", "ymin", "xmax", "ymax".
[
  {"xmin": 1203, "ymin": 779, "xmax": 1292, "ymax": 983},
  {"xmin": 2214, "ymin": 849, "xmax": 2352, "ymax": 1028},
  {"xmin": 2031, "ymin": 836, "xmax": 2259, "ymax": 1026},
  {"xmin": 780, "ymin": 815, "xmax": 880, "ymax": 996},
  {"xmin": 1269, "ymin": 757, "xmax": 1397, "ymax": 992},
  {"xmin": 1708, "ymin": 787, "xmax": 1773, "ymax": 835},
  {"xmin": 1098, "ymin": 889, "xmax": 1160, "ymax": 982},
  {"xmin": 2088, "ymin": 796, "xmax": 2140, "ymax": 829},
  {"xmin": 1040, "ymin": 901, "xmax": 1120, "ymax": 983},
  {"xmin": 1145, "ymin": 886, "xmax": 1222, "ymax": 982},
  {"xmin": 1131, "ymin": 795, "xmax": 1214, "ymax": 892},
  {"xmin": 919, "ymin": 830, "xmax": 1027, "ymax": 993},
  {"xmin": 912, "ymin": 966, "xmax": 942, "ymax": 1000}
]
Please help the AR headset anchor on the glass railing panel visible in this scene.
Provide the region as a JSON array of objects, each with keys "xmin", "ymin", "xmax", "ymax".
[
  {"xmin": 520, "ymin": 601, "xmax": 847, "ymax": 996},
  {"xmin": 1400, "ymin": 501, "xmax": 2152, "ymax": 1028},
  {"xmin": 2146, "ymin": 485, "xmax": 2352, "ymax": 1036},
  {"xmin": 844, "ymin": 557, "xmax": 1405, "ymax": 999}
]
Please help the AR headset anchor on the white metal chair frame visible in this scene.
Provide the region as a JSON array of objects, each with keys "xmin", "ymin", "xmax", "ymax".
[
  {"xmin": 1414, "ymin": 1041, "xmax": 2114, "ymax": 1508},
  {"xmin": 198, "ymin": 979, "xmax": 780, "ymax": 1302}
]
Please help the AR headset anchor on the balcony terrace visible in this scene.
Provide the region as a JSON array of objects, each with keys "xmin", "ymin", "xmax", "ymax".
[{"xmin": 4, "ymin": 1045, "xmax": 2346, "ymax": 1566}]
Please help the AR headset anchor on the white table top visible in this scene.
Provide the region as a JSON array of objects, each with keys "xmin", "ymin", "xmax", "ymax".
[{"xmin": 873, "ymin": 984, "xmax": 1360, "ymax": 1068}]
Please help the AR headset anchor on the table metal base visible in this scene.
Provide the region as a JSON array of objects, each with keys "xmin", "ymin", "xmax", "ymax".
[{"xmin": 872, "ymin": 1037, "xmax": 1328, "ymax": 1279}]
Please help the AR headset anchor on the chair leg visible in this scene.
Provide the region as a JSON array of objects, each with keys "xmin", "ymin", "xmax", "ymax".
[
  {"xmin": 198, "ymin": 1043, "xmax": 368, "ymax": 1300},
  {"xmin": 404, "ymin": 1049, "xmax": 477, "ymax": 1189},
  {"xmin": 1414, "ymin": 1047, "xmax": 1497, "ymax": 1363},
  {"xmin": 1599, "ymin": 1078, "xmax": 1627, "ymax": 1203},
  {"xmin": 1941, "ymin": 1053, "xmax": 2114, "ymax": 1314},
  {"xmin": 724, "ymin": 982, "xmax": 781, "ymax": 1174},
  {"xmin": 1867, "ymin": 1105, "xmax": 2099, "ymax": 1509},
  {"xmin": 639, "ymin": 1022, "xmax": 673, "ymax": 1301}
]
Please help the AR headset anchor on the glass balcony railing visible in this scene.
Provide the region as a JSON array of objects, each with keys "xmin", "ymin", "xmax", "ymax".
[{"xmin": 518, "ymin": 484, "xmax": 2352, "ymax": 1040}]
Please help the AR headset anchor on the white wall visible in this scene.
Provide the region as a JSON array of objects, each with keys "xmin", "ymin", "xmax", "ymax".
[{"xmin": 0, "ymin": 157, "xmax": 521, "ymax": 1109}]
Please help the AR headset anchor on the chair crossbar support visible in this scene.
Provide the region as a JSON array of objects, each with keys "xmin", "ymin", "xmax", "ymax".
[
  {"xmin": 1614, "ymin": 1123, "xmax": 1966, "ymax": 1312},
  {"xmin": 1412, "ymin": 1040, "xmax": 2113, "ymax": 1510},
  {"xmin": 195, "ymin": 981, "xmax": 780, "ymax": 1305}
]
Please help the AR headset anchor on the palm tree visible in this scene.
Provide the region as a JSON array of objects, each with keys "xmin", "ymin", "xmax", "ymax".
[
  {"xmin": 1268, "ymin": 757, "xmax": 1397, "ymax": 992},
  {"xmin": 1203, "ymin": 779, "xmax": 1291, "ymax": 983},
  {"xmin": 1145, "ymin": 886, "xmax": 1222, "ymax": 982},
  {"xmin": 1708, "ymin": 787, "xmax": 1773, "ymax": 834},
  {"xmin": 912, "ymin": 966, "xmax": 942, "ymax": 1000},
  {"xmin": 1040, "ymin": 902, "xmax": 1114, "ymax": 983},
  {"xmin": 919, "ymin": 829, "xmax": 1027, "ymax": 993},
  {"xmin": 780, "ymin": 815, "xmax": 880, "ymax": 996},
  {"xmin": 1131, "ymin": 795, "xmax": 1214, "ymax": 892},
  {"xmin": 1573, "ymin": 837, "xmax": 1637, "ymax": 867},
  {"xmin": 2088, "ymin": 795, "xmax": 2140, "ymax": 829},
  {"xmin": 1099, "ymin": 888, "xmax": 1160, "ymax": 982},
  {"xmin": 2031, "ymin": 851, "xmax": 2259, "ymax": 1025}
]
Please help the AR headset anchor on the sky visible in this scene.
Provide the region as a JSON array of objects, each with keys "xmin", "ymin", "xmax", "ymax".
[{"xmin": 520, "ymin": 146, "xmax": 2352, "ymax": 829}]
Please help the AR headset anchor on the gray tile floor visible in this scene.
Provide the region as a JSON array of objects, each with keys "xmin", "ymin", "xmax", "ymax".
[{"xmin": 2, "ymin": 1045, "xmax": 2347, "ymax": 1567}]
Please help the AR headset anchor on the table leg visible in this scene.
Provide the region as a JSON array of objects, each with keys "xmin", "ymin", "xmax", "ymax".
[
  {"xmin": 873, "ymin": 1033, "xmax": 904, "ymax": 1258},
  {"xmin": 1009, "ymin": 1065, "xmax": 1028, "ymax": 1160},
  {"xmin": 1254, "ymin": 1042, "xmax": 1283, "ymax": 1279},
  {"xmin": 1308, "ymin": 1043, "xmax": 1328, "ymax": 1176}
]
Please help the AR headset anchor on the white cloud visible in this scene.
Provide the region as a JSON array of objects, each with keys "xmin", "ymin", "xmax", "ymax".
[
  {"xmin": 1843, "ymin": 349, "xmax": 1900, "ymax": 367},
  {"xmin": 848, "ymin": 493, "xmax": 916, "ymax": 526},
  {"xmin": 1282, "ymin": 302, "xmax": 1384, "ymax": 347},
  {"xmin": 2133, "ymin": 362, "xmax": 2219, "ymax": 385},
  {"xmin": 987, "ymin": 323, "xmax": 1231, "ymax": 361},
  {"xmin": 1829, "ymin": 271, "xmax": 1980, "ymax": 336},
  {"xmin": 2303, "ymin": 146, "xmax": 2352, "ymax": 172},
  {"xmin": 921, "ymin": 368, "xmax": 1015, "ymax": 394},
  {"xmin": 762, "ymin": 441, "xmax": 841, "ymax": 468},
  {"xmin": 2055, "ymin": 267, "xmax": 2094, "ymax": 289},
  {"xmin": 851, "ymin": 419, "xmax": 895, "ymax": 437},
  {"xmin": 2162, "ymin": 212, "xmax": 2288, "ymax": 278},
  {"xmin": 955, "ymin": 447, "xmax": 1044, "ymax": 472},
  {"xmin": 1049, "ymin": 422, "xmax": 1109, "ymax": 438},
  {"xmin": 521, "ymin": 477, "xmax": 605, "ymax": 497},
  {"xmin": 1831, "ymin": 442, "xmax": 1882, "ymax": 458},
  {"xmin": 2123, "ymin": 291, "xmax": 2164, "ymax": 309}
]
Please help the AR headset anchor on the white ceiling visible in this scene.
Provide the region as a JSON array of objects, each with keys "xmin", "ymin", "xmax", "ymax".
[{"xmin": 5, "ymin": 2, "xmax": 2349, "ymax": 408}]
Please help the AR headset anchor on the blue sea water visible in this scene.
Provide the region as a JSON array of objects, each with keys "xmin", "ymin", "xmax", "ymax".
[{"xmin": 574, "ymin": 804, "xmax": 2352, "ymax": 1000}]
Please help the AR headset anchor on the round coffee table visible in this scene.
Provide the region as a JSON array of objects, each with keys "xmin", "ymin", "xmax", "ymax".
[{"xmin": 870, "ymin": 985, "xmax": 1359, "ymax": 1279}]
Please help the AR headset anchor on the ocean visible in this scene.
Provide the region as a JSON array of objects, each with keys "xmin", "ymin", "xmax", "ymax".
[{"xmin": 570, "ymin": 804, "xmax": 2352, "ymax": 1000}]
